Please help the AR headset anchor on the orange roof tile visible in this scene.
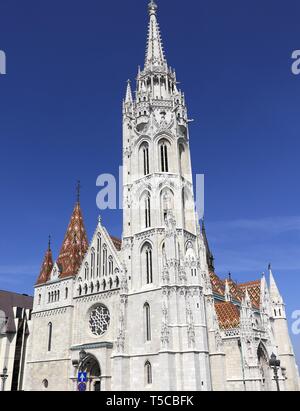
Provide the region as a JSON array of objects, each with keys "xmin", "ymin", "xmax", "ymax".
[
  {"xmin": 215, "ymin": 302, "xmax": 240, "ymax": 330},
  {"xmin": 240, "ymin": 280, "xmax": 261, "ymax": 309},
  {"xmin": 209, "ymin": 271, "xmax": 225, "ymax": 297},
  {"xmin": 110, "ymin": 236, "xmax": 122, "ymax": 251},
  {"xmin": 57, "ymin": 202, "xmax": 88, "ymax": 279},
  {"xmin": 36, "ymin": 246, "xmax": 54, "ymax": 285}
]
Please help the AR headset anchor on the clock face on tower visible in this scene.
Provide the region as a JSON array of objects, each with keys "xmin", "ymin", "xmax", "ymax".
[{"xmin": 89, "ymin": 304, "xmax": 110, "ymax": 336}]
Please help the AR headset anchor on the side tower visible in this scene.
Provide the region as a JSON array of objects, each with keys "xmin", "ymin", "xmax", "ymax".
[
  {"xmin": 25, "ymin": 198, "xmax": 89, "ymax": 391},
  {"xmin": 118, "ymin": 1, "xmax": 212, "ymax": 391},
  {"xmin": 269, "ymin": 265, "xmax": 300, "ymax": 391}
]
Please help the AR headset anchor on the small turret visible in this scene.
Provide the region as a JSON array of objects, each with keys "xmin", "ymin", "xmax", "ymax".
[{"xmin": 201, "ymin": 219, "xmax": 215, "ymax": 272}]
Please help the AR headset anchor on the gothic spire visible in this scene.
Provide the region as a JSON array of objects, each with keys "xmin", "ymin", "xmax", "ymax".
[
  {"xmin": 269, "ymin": 264, "xmax": 283, "ymax": 304},
  {"xmin": 57, "ymin": 199, "xmax": 88, "ymax": 279},
  {"xmin": 145, "ymin": 0, "xmax": 167, "ymax": 70},
  {"xmin": 36, "ymin": 237, "xmax": 54, "ymax": 285},
  {"xmin": 201, "ymin": 219, "xmax": 215, "ymax": 272},
  {"xmin": 125, "ymin": 79, "xmax": 133, "ymax": 103}
]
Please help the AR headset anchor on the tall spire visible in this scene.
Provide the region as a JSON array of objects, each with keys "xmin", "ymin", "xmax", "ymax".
[
  {"xmin": 201, "ymin": 219, "xmax": 215, "ymax": 272},
  {"xmin": 36, "ymin": 237, "xmax": 54, "ymax": 285},
  {"xmin": 145, "ymin": 0, "xmax": 167, "ymax": 70},
  {"xmin": 57, "ymin": 199, "xmax": 88, "ymax": 279},
  {"xmin": 269, "ymin": 264, "xmax": 283, "ymax": 304},
  {"xmin": 125, "ymin": 79, "xmax": 133, "ymax": 103}
]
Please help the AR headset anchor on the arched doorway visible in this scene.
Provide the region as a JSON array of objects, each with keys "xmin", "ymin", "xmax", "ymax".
[
  {"xmin": 80, "ymin": 354, "xmax": 101, "ymax": 391},
  {"xmin": 257, "ymin": 343, "xmax": 271, "ymax": 391}
]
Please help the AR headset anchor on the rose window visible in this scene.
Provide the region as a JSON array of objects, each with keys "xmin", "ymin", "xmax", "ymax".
[{"xmin": 89, "ymin": 304, "xmax": 110, "ymax": 336}]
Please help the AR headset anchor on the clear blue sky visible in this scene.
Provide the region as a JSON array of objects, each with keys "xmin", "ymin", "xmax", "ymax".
[{"xmin": 0, "ymin": 0, "xmax": 299, "ymax": 365}]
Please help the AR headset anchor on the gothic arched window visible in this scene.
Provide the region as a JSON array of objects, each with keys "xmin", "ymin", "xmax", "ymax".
[
  {"xmin": 84, "ymin": 263, "xmax": 89, "ymax": 281},
  {"xmin": 103, "ymin": 245, "xmax": 107, "ymax": 276},
  {"xmin": 145, "ymin": 361, "xmax": 152, "ymax": 385},
  {"xmin": 159, "ymin": 140, "xmax": 169, "ymax": 173},
  {"xmin": 48, "ymin": 322, "xmax": 52, "ymax": 352},
  {"xmin": 96, "ymin": 235, "xmax": 101, "ymax": 277},
  {"xmin": 91, "ymin": 248, "xmax": 95, "ymax": 279},
  {"xmin": 109, "ymin": 257, "xmax": 113, "ymax": 275},
  {"xmin": 145, "ymin": 195, "xmax": 151, "ymax": 228},
  {"xmin": 115, "ymin": 276, "xmax": 120, "ymax": 288},
  {"xmin": 141, "ymin": 143, "xmax": 150, "ymax": 176},
  {"xmin": 65, "ymin": 288, "xmax": 68, "ymax": 299},
  {"xmin": 142, "ymin": 243, "xmax": 153, "ymax": 284},
  {"xmin": 161, "ymin": 188, "xmax": 174, "ymax": 224},
  {"xmin": 144, "ymin": 303, "xmax": 151, "ymax": 342}
]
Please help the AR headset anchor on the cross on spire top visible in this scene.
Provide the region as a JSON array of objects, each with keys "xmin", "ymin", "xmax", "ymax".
[
  {"xmin": 148, "ymin": 0, "xmax": 158, "ymax": 15},
  {"xmin": 76, "ymin": 180, "xmax": 81, "ymax": 203}
]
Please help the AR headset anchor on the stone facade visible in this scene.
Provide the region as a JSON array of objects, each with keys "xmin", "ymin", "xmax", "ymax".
[{"xmin": 24, "ymin": 1, "xmax": 299, "ymax": 392}]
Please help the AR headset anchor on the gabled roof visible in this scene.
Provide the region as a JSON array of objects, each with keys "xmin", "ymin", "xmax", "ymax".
[
  {"xmin": 57, "ymin": 202, "xmax": 88, "ymax": 279},
  {"xmin": 239, "ymin": 280, "xmax": 261, "ymax": 309},
  {"xmin": 215, "ymin": 302, "xmax": 240, "ymax": 330}
]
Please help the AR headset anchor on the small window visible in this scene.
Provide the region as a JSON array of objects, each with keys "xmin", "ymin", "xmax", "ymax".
[
  {"xmin": 145, "ymin": 361, "xmax": 152, "ymax": 385},
  {"xmin": 144, "ymin": 303, "xmax": 151, "ymax": 342},
  {"xmin": 42, "ymin": 379, "xmax": 49, "ymax": 389},
  {"xmin": 48, "ymin": 323, "xmax": 52, "ymax": 352},
  {"xmin": 65, "ymin": 288, "xmax": 68, "ymax": 299}
]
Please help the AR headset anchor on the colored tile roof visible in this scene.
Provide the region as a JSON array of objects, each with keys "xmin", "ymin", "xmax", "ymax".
[
  {"xmin": 239, "ymin": 280, "xmax": 261, "ymax": 309},
  {"xmin": 215, "ymin": 302, "xmax": 240, "ymax": 330},
  {"xmin": 110, "ymin": 236, "xmax": 122, "ymax": 251},
  {"xmin": 210, "ymin": 271, "xmax": 261, "ymax": 310},
  {"xmin": 57, "ymin": 202, "xmax": 89, "ymax": 279},
  {"xmin": 36, "ymin": 246, "xmax": 53, "ymax": 285}
]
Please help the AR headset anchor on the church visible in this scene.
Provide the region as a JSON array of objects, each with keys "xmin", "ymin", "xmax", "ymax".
[{"xmin": 24, "ymin": 1, "xmax": 300, "ymax": 391}]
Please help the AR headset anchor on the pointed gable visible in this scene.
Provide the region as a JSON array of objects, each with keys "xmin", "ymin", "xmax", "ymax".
[
  {"xmin": 36, "ymin": 245, "xmax": 54, "ymax": 285},
  {"xmin": 57, "ymin": 202, "xmax": 88, "ymax": 279},
  {"xmin": 239, "ymin": 280, "xmax": 261, "ymax": 309}
]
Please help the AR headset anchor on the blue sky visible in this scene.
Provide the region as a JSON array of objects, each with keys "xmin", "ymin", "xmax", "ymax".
[{"xmin": 0, "ymin": 0, "xmax": 299, "ymax": 366}]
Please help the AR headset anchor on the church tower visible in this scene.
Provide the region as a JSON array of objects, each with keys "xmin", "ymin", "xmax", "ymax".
[
  {"xmin": 269, "ymin": 265, "xmax": 300, "ymax": 391},
  {"xmin": 117, "ymin": 0, "xmax": 212, "ymax": 391}
]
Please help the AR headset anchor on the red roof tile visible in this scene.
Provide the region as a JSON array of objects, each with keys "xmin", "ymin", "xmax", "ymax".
[
  {"xmin": 36, "ymin": 247, "xmax": 54, "ymax": 286},
  {"xmin": 215, "ymin": 302, "xmax": 240, "ymax": 330},
  {"xmin": 57, "ymin": 203, "xmax": 88, "ymax": 279}
]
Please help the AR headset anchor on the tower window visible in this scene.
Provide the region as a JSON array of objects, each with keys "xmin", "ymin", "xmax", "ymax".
[
  {"xmin": 160, "ymin": 140, "xmax": 169, "ymax": 172},
  {"xmin": 144, "ymin": 303, "xmax": 151, "ymax": 342},
  {"xmin": 145, "ymin": 361, "xmax": 152, "ymax": 385},
  {"xmin": 145, "ymin": 196, "xmax": 151, "ymax": 228},
  {"xmin": 146, "ymin": 247, "xmax": 153, "ymax": 284},
  {"xmin": 48, "ymin": 322, "xmax": 52, "ymax": 352}
]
